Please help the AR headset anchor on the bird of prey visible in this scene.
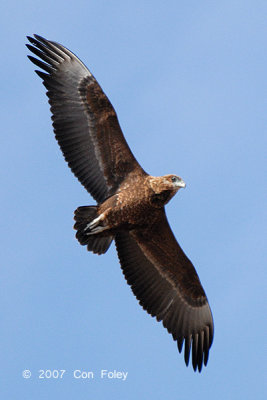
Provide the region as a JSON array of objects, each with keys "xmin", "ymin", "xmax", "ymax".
[{"xmin": 27, "ymin": 34, "xmax": 214, "ymax": 372}]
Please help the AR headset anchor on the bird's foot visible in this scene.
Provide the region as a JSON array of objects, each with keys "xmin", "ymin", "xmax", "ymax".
[{"xmin": 84, "ymin": 213, "xmax": 109, "ymax": 235}]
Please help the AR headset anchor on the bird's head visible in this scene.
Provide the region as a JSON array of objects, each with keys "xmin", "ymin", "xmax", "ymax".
[
  {"xmin": 162, "ymin": 174, "xmax": 186, "ymax": 191},
  {"xmin": 148, "ymin": 174, "xmax": 186, "ymax": 207}
]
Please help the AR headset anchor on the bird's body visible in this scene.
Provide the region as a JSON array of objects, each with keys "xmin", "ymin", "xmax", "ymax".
[
  {"xmin": 78, "ymin": 174, "xmax": 184, "ymax": 238},
  {"xmin": 27, "ymin": 34, "xmax": 214, "ymax": 372},
  {"xmin": 97, "ymin": 174, "xmax": 156, "ymax": 231}
]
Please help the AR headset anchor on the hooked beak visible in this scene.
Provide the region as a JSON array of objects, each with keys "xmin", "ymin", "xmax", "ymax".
[{"xmin": 177, "ymin": 178, "xmax": 186, "ymax": 189}]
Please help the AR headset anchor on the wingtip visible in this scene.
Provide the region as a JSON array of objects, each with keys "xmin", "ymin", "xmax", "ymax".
[
  {"xmin": 33, "ymin": 33, "xmax": 46, "ymax": 42},
  {"xmin": 177, "ymin": 330, "xmax": 211, "ymax": 372},
  {"xmin": 204, "ymin": 349, "xmax": 209, "ymax": 366},
  {"xmin": 198, "ymin": 363, "xmax": 203, "ymax": 373},
  {"xmin": 26, "ymin": 34, "xmax": 49, "ymax": 47},
  {"xmin": 184, "ymin": 335, "xmax": 191, "ymax": 366},
  {"xmin": 26, "ymin": 35, "xmax": 39, "ymax": 44},
  {"xmin": 27, "ymin": 55, "xmax": 36, "ymax": 64},
  {"xmin": 35, "ymin": 70, "xmax": 49, "ymax": 80},
  {"xmin": 177, "ymin": 337, "xmax": 183, "ymax": 353}
]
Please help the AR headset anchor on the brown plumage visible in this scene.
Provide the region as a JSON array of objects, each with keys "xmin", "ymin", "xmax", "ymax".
[{"xmin": 27, "ymin": 34, "xmax": 214, "ymax": 372}]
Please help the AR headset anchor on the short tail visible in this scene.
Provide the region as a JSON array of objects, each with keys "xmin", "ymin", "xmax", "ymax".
[{"xmin": 73, "ymin": 206, "xmax": 113, "ymax": 255}]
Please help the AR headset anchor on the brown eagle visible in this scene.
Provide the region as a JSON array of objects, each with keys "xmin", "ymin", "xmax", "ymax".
[{"xmin": 27, "ymin": 34, "xmax": 214, "ymax": 372}]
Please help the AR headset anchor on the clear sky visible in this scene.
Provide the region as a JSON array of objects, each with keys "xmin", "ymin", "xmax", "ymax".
[{"xmin": 1, "ymin": 1, "xmax": 266, "ymax": 399}]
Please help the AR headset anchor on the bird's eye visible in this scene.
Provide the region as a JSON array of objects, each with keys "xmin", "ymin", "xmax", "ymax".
[{"xmin": 171, "ymin": 176, "xmax": 178, "ymax": 183}]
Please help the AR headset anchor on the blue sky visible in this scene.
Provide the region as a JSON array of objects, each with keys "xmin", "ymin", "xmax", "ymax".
[{"xmin": 1, "ymin": 1, "xmax": 266, "ymax": 399}]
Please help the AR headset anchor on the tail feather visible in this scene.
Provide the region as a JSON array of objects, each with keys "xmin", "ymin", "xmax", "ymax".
[{"xmin": 74, "ymin": 206, "xmax": 113, "ymax": 255}]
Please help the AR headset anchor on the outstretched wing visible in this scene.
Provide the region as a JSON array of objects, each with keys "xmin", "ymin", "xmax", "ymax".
[
  {"xmin": 115, "ymin": 211, "xmax": 214, "ymax": 372},
  {"xmin": 27, "ymin": 35, "xmax": 145, "ymax": 203}
]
